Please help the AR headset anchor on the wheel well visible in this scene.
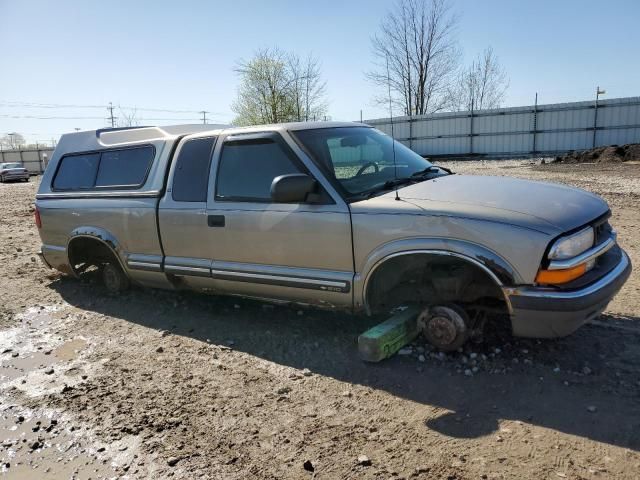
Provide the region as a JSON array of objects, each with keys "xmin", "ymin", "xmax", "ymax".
[
  {"xmin": 365, "ymin": 253, "xmax": 508, "ymax": 315},
  {"xmin": 67, "ymin": 236, "xmax": 123, "ymax": 275}
]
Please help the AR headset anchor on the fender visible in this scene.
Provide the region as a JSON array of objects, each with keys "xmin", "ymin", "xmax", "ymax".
[
  {"xmin": 67, "ymin": 226, "xmax": 128, "ymax": 277},
  {"xmin": 354, "ymin": 237, "xmax": 521, "ymax": 314}
]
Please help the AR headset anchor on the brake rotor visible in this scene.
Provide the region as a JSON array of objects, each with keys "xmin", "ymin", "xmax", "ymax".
[{"xmin": 417, "ymin": 305, "xmax": 469, "ymax": 351}]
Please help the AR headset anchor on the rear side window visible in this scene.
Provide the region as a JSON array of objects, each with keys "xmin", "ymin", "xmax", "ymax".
[
  {"xmin": 52, "ymin": 153, "xmax": 100, "ymax": 190},
  {"xmin": 172, "ymin": 137, "xmax": 216, "ymax": 202},
  {"xmin": 216, "ymin": 139, "xmax": 302, "ymax": 201},
  {"xmin": 52, "ymin": 146, "xmax": 154, "ymax": 191},
  {"xmin": 96, "ymin": 148, "xmax": 153, "ymax": 187}
]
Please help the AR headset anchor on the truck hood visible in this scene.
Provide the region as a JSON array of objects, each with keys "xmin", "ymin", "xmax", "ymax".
[{"xmin": 385, "ymin": 175, "xmax": 609, "ymax": 234}]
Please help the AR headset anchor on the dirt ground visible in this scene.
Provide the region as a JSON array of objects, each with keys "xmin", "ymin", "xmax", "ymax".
[{"xmin": 0, "ymin": 161, "xmax": 639, "ymax": 479}]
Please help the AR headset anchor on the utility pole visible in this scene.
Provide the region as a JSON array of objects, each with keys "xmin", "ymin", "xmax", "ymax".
[
  {"xmin": 200, "ymin": 111, "xmax": 209, "ymax": 124},
  {"xmin": 532, "ymin": 92, "xmax": 538, "ymax": 154},
  {"xmin": 593, "ymin": 86, "xmax": 605, "ymax": 148},
  {"xmin": 107, "ymin": 102, "xmax": 117, "ymax": 128}
]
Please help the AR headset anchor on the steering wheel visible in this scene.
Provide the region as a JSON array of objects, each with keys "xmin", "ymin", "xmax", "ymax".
[{"xmin": 355, "ymin": 162, "xmax": 379, "ymax": 177}]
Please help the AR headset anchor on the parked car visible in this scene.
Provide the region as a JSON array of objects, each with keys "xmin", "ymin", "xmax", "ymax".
[
  {"xmin": 0, "ymin": 162, "xmax": 29, "ymax": 182},
  {"xmin": 34, "ymin": 123, "xmax": 631, "ymax": 350}
]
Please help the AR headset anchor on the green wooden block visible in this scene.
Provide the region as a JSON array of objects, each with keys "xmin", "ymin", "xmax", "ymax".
[{"xmin": 358, "ymin": 306, "xmax": 421, "ymax": 362}]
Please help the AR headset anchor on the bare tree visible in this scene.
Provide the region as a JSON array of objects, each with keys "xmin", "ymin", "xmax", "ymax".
[
  {"xmin": 232, "ymin": 47, "xmax": 328, "ymax": 126},
  {"xmin": 451, "ymin": 47, "xmax": 509, "ymax": 111},
  {"xmin": 368, "ymin": 0, "xmax": 460, "ymax": 116},
  {"xmin": 0, "ymin": 133, "xmax": 26, "ymax": 150},
  {"xmin": 117, "ymin": 107, "xmax": 141, "ymax": 127},
  {"xmin": 288, "ymin": 54, "xmax": 328, "ymax": 122}
]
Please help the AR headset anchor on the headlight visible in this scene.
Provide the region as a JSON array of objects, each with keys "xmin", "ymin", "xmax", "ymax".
[{"xmin": 548, "ymin": 227, "xmax": 594, "ymax": 260}]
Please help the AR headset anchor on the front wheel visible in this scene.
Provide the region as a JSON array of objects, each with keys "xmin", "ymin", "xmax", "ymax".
[
  {"xmin": 101, "ymin": 262, "xmax": 130, "ymax": 294},
  {"xmin": 417, "ymin": 305, "xmax": 470, "ymax": 351}
]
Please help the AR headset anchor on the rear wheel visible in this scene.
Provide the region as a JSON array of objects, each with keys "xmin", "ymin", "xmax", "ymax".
[{"xmin": 101, "ymin": 262, "xmax": 130, "ymax": 294}]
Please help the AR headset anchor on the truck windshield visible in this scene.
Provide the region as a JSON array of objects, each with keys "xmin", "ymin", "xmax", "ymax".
[{"xmin": 292, "ymin": 127, "xmax": 436, "ymax": 199}]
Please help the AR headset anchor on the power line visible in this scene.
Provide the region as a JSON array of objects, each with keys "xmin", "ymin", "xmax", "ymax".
[
  {"xmin": 0, "ymin": 100, "xmax": 230, "ymax": 116},
  {"xmin": 0, "ymin": 114, "xmax": 210, "ymax": 121}
]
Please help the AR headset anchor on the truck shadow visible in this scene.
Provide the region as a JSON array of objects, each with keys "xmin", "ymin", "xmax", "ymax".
[{"xmin": 50, "ymin": 277, "xmax": 640, "ymax": 452}]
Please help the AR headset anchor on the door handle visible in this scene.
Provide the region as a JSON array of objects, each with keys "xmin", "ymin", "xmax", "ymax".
[{"xmin": 207, "ymin": 215, "xmax": 225, "ymax": 227}]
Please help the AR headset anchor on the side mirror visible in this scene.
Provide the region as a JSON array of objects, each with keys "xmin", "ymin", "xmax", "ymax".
[{"xmin": 271, "ymin": 174, "xmax": 318, "ymax": 203}]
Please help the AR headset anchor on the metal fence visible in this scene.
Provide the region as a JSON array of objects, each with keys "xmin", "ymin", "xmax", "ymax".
[
  {"xmin": 365, "ymin": 96, "xmax": 640, "ymax": 158},
  {"xmin": 0, "ymin": 147, "xmax": 54, "ymax": 174}
]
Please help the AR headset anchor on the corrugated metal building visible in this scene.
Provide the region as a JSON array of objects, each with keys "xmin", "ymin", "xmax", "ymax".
[{"xmin": 366, "ymin": 96, "xmax": 640, "ymax": 157}]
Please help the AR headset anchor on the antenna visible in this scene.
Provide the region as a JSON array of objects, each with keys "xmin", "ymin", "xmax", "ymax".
[{"xmin": 386, "ymin": 56, "xmax": 400, "ymax": 201}]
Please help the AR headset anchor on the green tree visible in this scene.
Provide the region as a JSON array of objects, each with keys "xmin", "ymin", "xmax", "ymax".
[{"xmin": 232, "ymin": 47, "xmax": 327, "ymax": 126}]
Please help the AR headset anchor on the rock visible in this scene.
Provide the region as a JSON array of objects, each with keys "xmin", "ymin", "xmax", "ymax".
[
  {"xmin": 357, "ymin": 455, "xmax": 372, "ymax": 466},
  {"xmin": 553, "ymin": 367, "xmax": 560, "ymax": 373},
  {"xmin": 233, "ymin": 304, "xmax": 241, "ymax": 309},
  {"xmin": 277, "ymin": 386, "xmax": 292, "ymax": 395},
  {"xmin": 464, "ymin": 369, "xmax": 473, "ymax": 377},
  {"xmin": 301, "ymin": 368, "xmax": 313, "ymax": 377},
  {"xmin": 587, "ymin": 405, "xmax": 597, "ymax": 413},
  {"xmin": 160, "ymin": 330, "xmax": 170, "ymax": 337},
  {"xmin": 17, "ymin": 416, "xmax": 25, "ymax": 423},
  {"xmin": 469, "ymin": 352, "xmax": 478, "ymax": 359},
  {"xmin": 11, "ymin": 352, "xmax": 18, "ymax": 358},
  {"xmin": 398, "ymin": 348, "xmax": 413, "ymax": 356},
  {"xmin": 303, "ymin": 460, "xmax": 315, "ymax": 472},
  {"xmin": 341, "ymin": 390, "xmax": 353, "ymax": 397},
  {"xmin": 418, "ymin": 355, "xmax": 426, "ymax": 362},
  {"xmin": 167, "ymin": 456, "xmax": 180, "ymax": 467},
  {"xmin": 156, "ymin": 346, "xmax": 164, "ymax": 353},
  {"xmin": 582, "ymin": 366, "xmax": 592, "ymax": 375},
  {"xmin": 30, "ymin": 440, "xmax": 41, "ymax": 450},
  {"xmin": 44, "ymin": 367, "xmax": 54, "ymax": 375}
]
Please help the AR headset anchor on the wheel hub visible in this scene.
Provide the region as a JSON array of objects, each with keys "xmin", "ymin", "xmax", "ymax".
[
  {"xmin": 417, "ymin": 305, "xmax": 469, "ymax": 351},
  {"xmin": 426, "ymin": 315, "xmax": 458, "ymax": 345}
]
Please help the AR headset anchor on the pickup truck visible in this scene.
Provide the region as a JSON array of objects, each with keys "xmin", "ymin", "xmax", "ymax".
[{"xmin": 35, "ymin": 122, "xmax": 631, "ymax": 351}]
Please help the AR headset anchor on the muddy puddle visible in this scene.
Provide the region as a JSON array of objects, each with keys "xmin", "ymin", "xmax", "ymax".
[{"xmin": 0, "ymin": 306, "xmax": 124, "ymax": 478}]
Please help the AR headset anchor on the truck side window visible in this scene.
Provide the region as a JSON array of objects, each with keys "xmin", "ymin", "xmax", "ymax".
[
  {"xmin": 172, "ymin": 137, "xmax": 216, "ymax": 202},
  {"xmin": 216, "ymin": 139, "xmax": 302, "ymax": 202},
  {"xmin": 96, "ymin": 147, "xmax": 154, "ymax": 187},
  {"xmin": 52, "ymin": 146, "xmax": 154, "ymax": 191},
  {"xmin": 52, "ymin": 153, "xmax": 100, "ymax": 190}
]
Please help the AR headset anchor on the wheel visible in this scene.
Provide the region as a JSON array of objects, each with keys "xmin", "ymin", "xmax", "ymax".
[
  {"xmin": 101, "ymin": 262, "xmax": 130, "ymax": 294},
  {"xmin": 417, "ymin": 305, "xmax": 469, "ymax": 351}
]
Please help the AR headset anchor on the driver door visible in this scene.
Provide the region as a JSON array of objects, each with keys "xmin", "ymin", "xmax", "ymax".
[{"xmin": 204, "ymin": 131, "xmax": 354, "ymax": 307}]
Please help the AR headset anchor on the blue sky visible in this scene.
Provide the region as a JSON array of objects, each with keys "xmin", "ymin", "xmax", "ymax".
[{"xmin": 1, "ymin": 0, "xmax": 639, "ymax": 144}]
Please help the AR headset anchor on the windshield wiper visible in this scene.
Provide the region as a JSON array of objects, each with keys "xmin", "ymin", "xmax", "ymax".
[{"xmin": 410, "ymin": 165, "xmax": 453, "ymax": 178}]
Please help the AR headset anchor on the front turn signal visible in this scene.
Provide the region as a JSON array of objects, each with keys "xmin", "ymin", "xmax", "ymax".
[{"xmin": 536, "ymin": 263, "xmax": 586, "ymax": 285}]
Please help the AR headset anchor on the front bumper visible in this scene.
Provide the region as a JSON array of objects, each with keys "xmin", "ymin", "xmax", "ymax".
[{"xmin": 505, "ymin": 249, "xmax": 632, "ymax": 338}]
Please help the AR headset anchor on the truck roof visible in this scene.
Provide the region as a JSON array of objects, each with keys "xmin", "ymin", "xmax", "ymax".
[{"xmin": 58, "ymin": 121, "xmax": 367, "ymax": 148}]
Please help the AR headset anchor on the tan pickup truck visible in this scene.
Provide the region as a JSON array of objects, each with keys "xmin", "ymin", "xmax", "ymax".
[{"xmin": 35, "ymin": 122, "xmax": 631, "ymax": 350}]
